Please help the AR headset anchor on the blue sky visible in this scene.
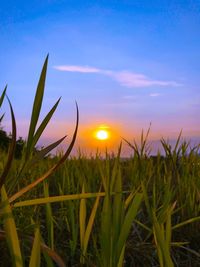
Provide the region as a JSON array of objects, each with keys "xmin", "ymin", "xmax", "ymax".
[{"xmin": 0, "ymin": 0, "xmax": 200, "ymax": 154}]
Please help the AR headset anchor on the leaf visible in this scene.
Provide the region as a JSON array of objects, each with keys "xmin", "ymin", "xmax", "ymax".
[
  {"xmin": 83, "ymin": 187, "xmax": 101, "ymax": 256},
  {"xmin": 27, "ymin": 135, "xmax": 67, "ymax": 167},
  {"xmin": 80, "ymin": 183, "xmax": 86, "ymax": 253},
  {"xmin": 116, "ymin": 193, "xmax": 143, "ymax": 263},
  {"xmin": 0, "ymin": 96, "xmax": 16, "ymax": 190},
  {"xmin": 172, "ymin": 216, "xmax": 200, "ymax": 230},
  {"xmin": 1, "ymin": 186, "xmax": 23, "ymax": 267},
  {"xmin": 0, "ymin": 85, "xmax": 7, "ymax": 107},
  {"xmin": 0, "ymin": 113, "xmax": 5, "ymax": 123},
  {"xmin": 13, "ymin": 192, "xmax": 106, "ymax": 207},
  {"xmin": 29, "ymin": 226, "xmax": 41, "ymax": 267},
  {"xmin": 32, "ymin": 97, "xmax": 61, "ymax": 149},
  {"xmin": 25, "ymin": 55, "xmax": 49, "ymax": 160}
]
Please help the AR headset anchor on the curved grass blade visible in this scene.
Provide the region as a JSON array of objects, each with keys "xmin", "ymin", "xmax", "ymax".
[
  {"xmin": 25, "ymin": 55, "xmax": 49, "ymax": 160},
  {"xmin": 0, "ymin": 96, "xmax": 16, "ymax": 190},
  {"xmin": 0, "ymin": 85, "xmax": 7, "ymax": 107},
  {"xmin": 0, "ymin": 113, "xmax": 5, "ymax": 123},
  {"xmin": 9, "ymin": 102, "xmax": 79, "ymax": 203}
]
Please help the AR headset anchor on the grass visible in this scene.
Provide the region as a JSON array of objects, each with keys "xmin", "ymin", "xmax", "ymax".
[{"xmin": 0, "ymin": 56, "xmax": 200, "ymax": 266}]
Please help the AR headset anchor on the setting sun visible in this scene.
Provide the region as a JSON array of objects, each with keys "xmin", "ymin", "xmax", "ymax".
[{"xmin": 96, "ymin": 129, "xmax": 109, "ymax": 140}]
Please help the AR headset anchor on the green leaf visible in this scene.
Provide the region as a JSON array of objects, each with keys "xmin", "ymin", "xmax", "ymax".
[
  {"xmin": 32, "ymin": 97, "xmax": 61, "ymax": 149},
  {"xmin": 79, "ymin": 183, "xmax": 86, "ymax": 254},
  {"xmin": 0, "ymin": 96, "xmax": 16, "ymax": 190},
  {"xmin": 27, "ymin": 135, "xmax": 67, "ymax": 167},
  {"xmin": 29, "ymin": 227, "xmax": 41, "ymax": 267},
  {"xmin": 13, "ymin": 192, "xmax": 106, "ymax": 207},
  {"xmin": 116, "ymin": 193, "xmax": 143, "ymax": 263},
  {"xmin": 26, "ymin": 55, "xmax": 49, "ymax": 160},
  {"xmin": 1, "ymin": 186, "xmax": 23, "ymax": 267},
  {"xmin": 83, "ymin": 187, "xmax": 101, "ymax": 257}
]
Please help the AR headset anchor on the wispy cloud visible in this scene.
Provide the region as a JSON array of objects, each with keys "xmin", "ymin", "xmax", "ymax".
[
  {"xmin": 149, "ymin": 93, "xmax": 161, "ymax": 97},
  {"xmin": 106, "ymin": 71, "xmax": 180, "ymax": 88},
  {"xmin": 53, "ymin": 65, "xmax": 181, "ymax": 88},
  {"xmin": 54, "ymin": 65, "xmax": 100, "ymax": 73}
]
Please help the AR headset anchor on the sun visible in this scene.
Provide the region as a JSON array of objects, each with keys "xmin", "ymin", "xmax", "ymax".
[{"xmin": 95, "ymin": 128, "xmax": 110, "ymax": 140}]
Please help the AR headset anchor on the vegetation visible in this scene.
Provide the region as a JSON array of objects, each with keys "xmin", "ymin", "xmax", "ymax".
[{"xmin": 0, "ymin": 56, "xmax": 200, "ymax": 267}]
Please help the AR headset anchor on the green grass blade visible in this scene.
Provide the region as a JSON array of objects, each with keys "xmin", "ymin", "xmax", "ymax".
[
  {"xmin": 27, "ymin": 135, "xmax": 67, "ymax": 167},
  {"xmin": 113, "ymin": 170, "xmax": 123, "ymax": 264},
  {"xmin": 83, "ymin": 188, "xmax": 101, "ymax": 257},
  {"xmin": 153, "ymin": 212, "xmax": 174, "ymax": 267},
  {"xmin": 43, "ymin": 181, "xmax": 54, "ymax": 249},
  {"xmin": 32, "ymin": 97, "xmax": 61, "ymax": 148},
  {"xmin": 29, "ymin": 226, "xmax": 41, "ymax": 267},
  {"xmin": 116, "ymin": 193, "xmax": 143, "ymax": 263},
  {"xmin": 1, "ymin": 186, "xmax": 23, "ymax": 267},
  {"xmin": 26, "ymin": 55, "xmax": 48, "ymax": 160},
  {"xmin": 101, "ymin": 191, "xmax": 112, "ymax": 266},
  {"xmin": 172, "ymin": 216, "xmax": 200, "ymax": 230},
  {"xmin": 0, "ymin": 96, "xmax": 16, "ymax": 190},
  {"xmin": 13, "ymin": 192, "xmax": 106, "ymax": 207},
  {"xmin": 80, "ymin": 183, "xmax": 86, "ymax": 256}
]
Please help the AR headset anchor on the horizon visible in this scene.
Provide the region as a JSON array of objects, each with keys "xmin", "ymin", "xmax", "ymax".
[{"xmin": 0, "ymin": 1, "xmax": 200, "ymax": 156}]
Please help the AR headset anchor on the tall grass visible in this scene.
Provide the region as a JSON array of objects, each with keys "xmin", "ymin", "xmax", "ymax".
[{"xmin": 0, "ymin": 56, "xmax": 200, "ymax": 266}]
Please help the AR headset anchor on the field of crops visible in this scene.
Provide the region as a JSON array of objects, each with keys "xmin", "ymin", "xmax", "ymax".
[{"xmin": 0, "ymin": 57, "xmax": 200, "ymax": 267}]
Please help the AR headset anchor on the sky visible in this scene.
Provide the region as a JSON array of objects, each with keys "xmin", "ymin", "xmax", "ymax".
[{"xmin": 0, "ymin": 0, "xmax": 200, "ymax": 155}]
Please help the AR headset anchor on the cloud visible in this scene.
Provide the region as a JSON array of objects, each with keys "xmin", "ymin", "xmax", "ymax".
[
  {"xmin": 54, "ymin": 65, "xmax": 100, "ymax": 73},
  {"xmin": 106, "ymin": 71, "xmax": 180, "ymax": 88},
  {"xmin": 149, "ymin": 93, "xmax": 161, "ymax": 97},
  {"xmin": 54, "ymin": 65, "xmax": 181, "ymax": 88}
]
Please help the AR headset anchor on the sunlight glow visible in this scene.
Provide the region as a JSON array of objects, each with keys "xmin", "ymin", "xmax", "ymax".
[{"xmin": 96, "ymin": 129, "xmax": 109, "ymax": 140}]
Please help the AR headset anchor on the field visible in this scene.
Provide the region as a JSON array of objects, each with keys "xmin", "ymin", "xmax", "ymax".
[{"xmin": 0, "ymin": 57, "xmax": 200, "ymax": 267}]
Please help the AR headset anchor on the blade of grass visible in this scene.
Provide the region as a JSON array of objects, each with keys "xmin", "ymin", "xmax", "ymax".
[
  {"xmin": 0, "ymin": 96, "xmax": 16, "ymax": 190},
  {"xmin": 43, "ymin": 181, "xmax": 54, "ymax": 249},
  {"xmin": 29, "ymin": 226, "xmax": 41, "ymax": 267},
  {"xmin": 0, "ymin": 85, "xmax": 7, "ymax": 107},
  {"xmin": 13, "ymin": 192, "xmax": 106, "ymax": 207},
  {"xmin": 25, "ymin": 55, "xmax": 48, "ymax": 160},
  {"xmin": 116, "ymin": 193, "xmax": 143, "ymax": 264},
  {"xmin": 82, "ymin": 187, "xmax": 101, "ymax": 257},
  {"xmin": 172, "ymin": 216, "xmax": 200, "ymax": 230},
  {"xmin": 32, "ymin": 97, "xmax": 61, "ymax": 149},
  {"xmin": 80, "ymin": 183, "xmax": 86, "ymax": 261},
  {"xmin": 1, "ymin": 186, "xmax": 23, "ymax": 267}
]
